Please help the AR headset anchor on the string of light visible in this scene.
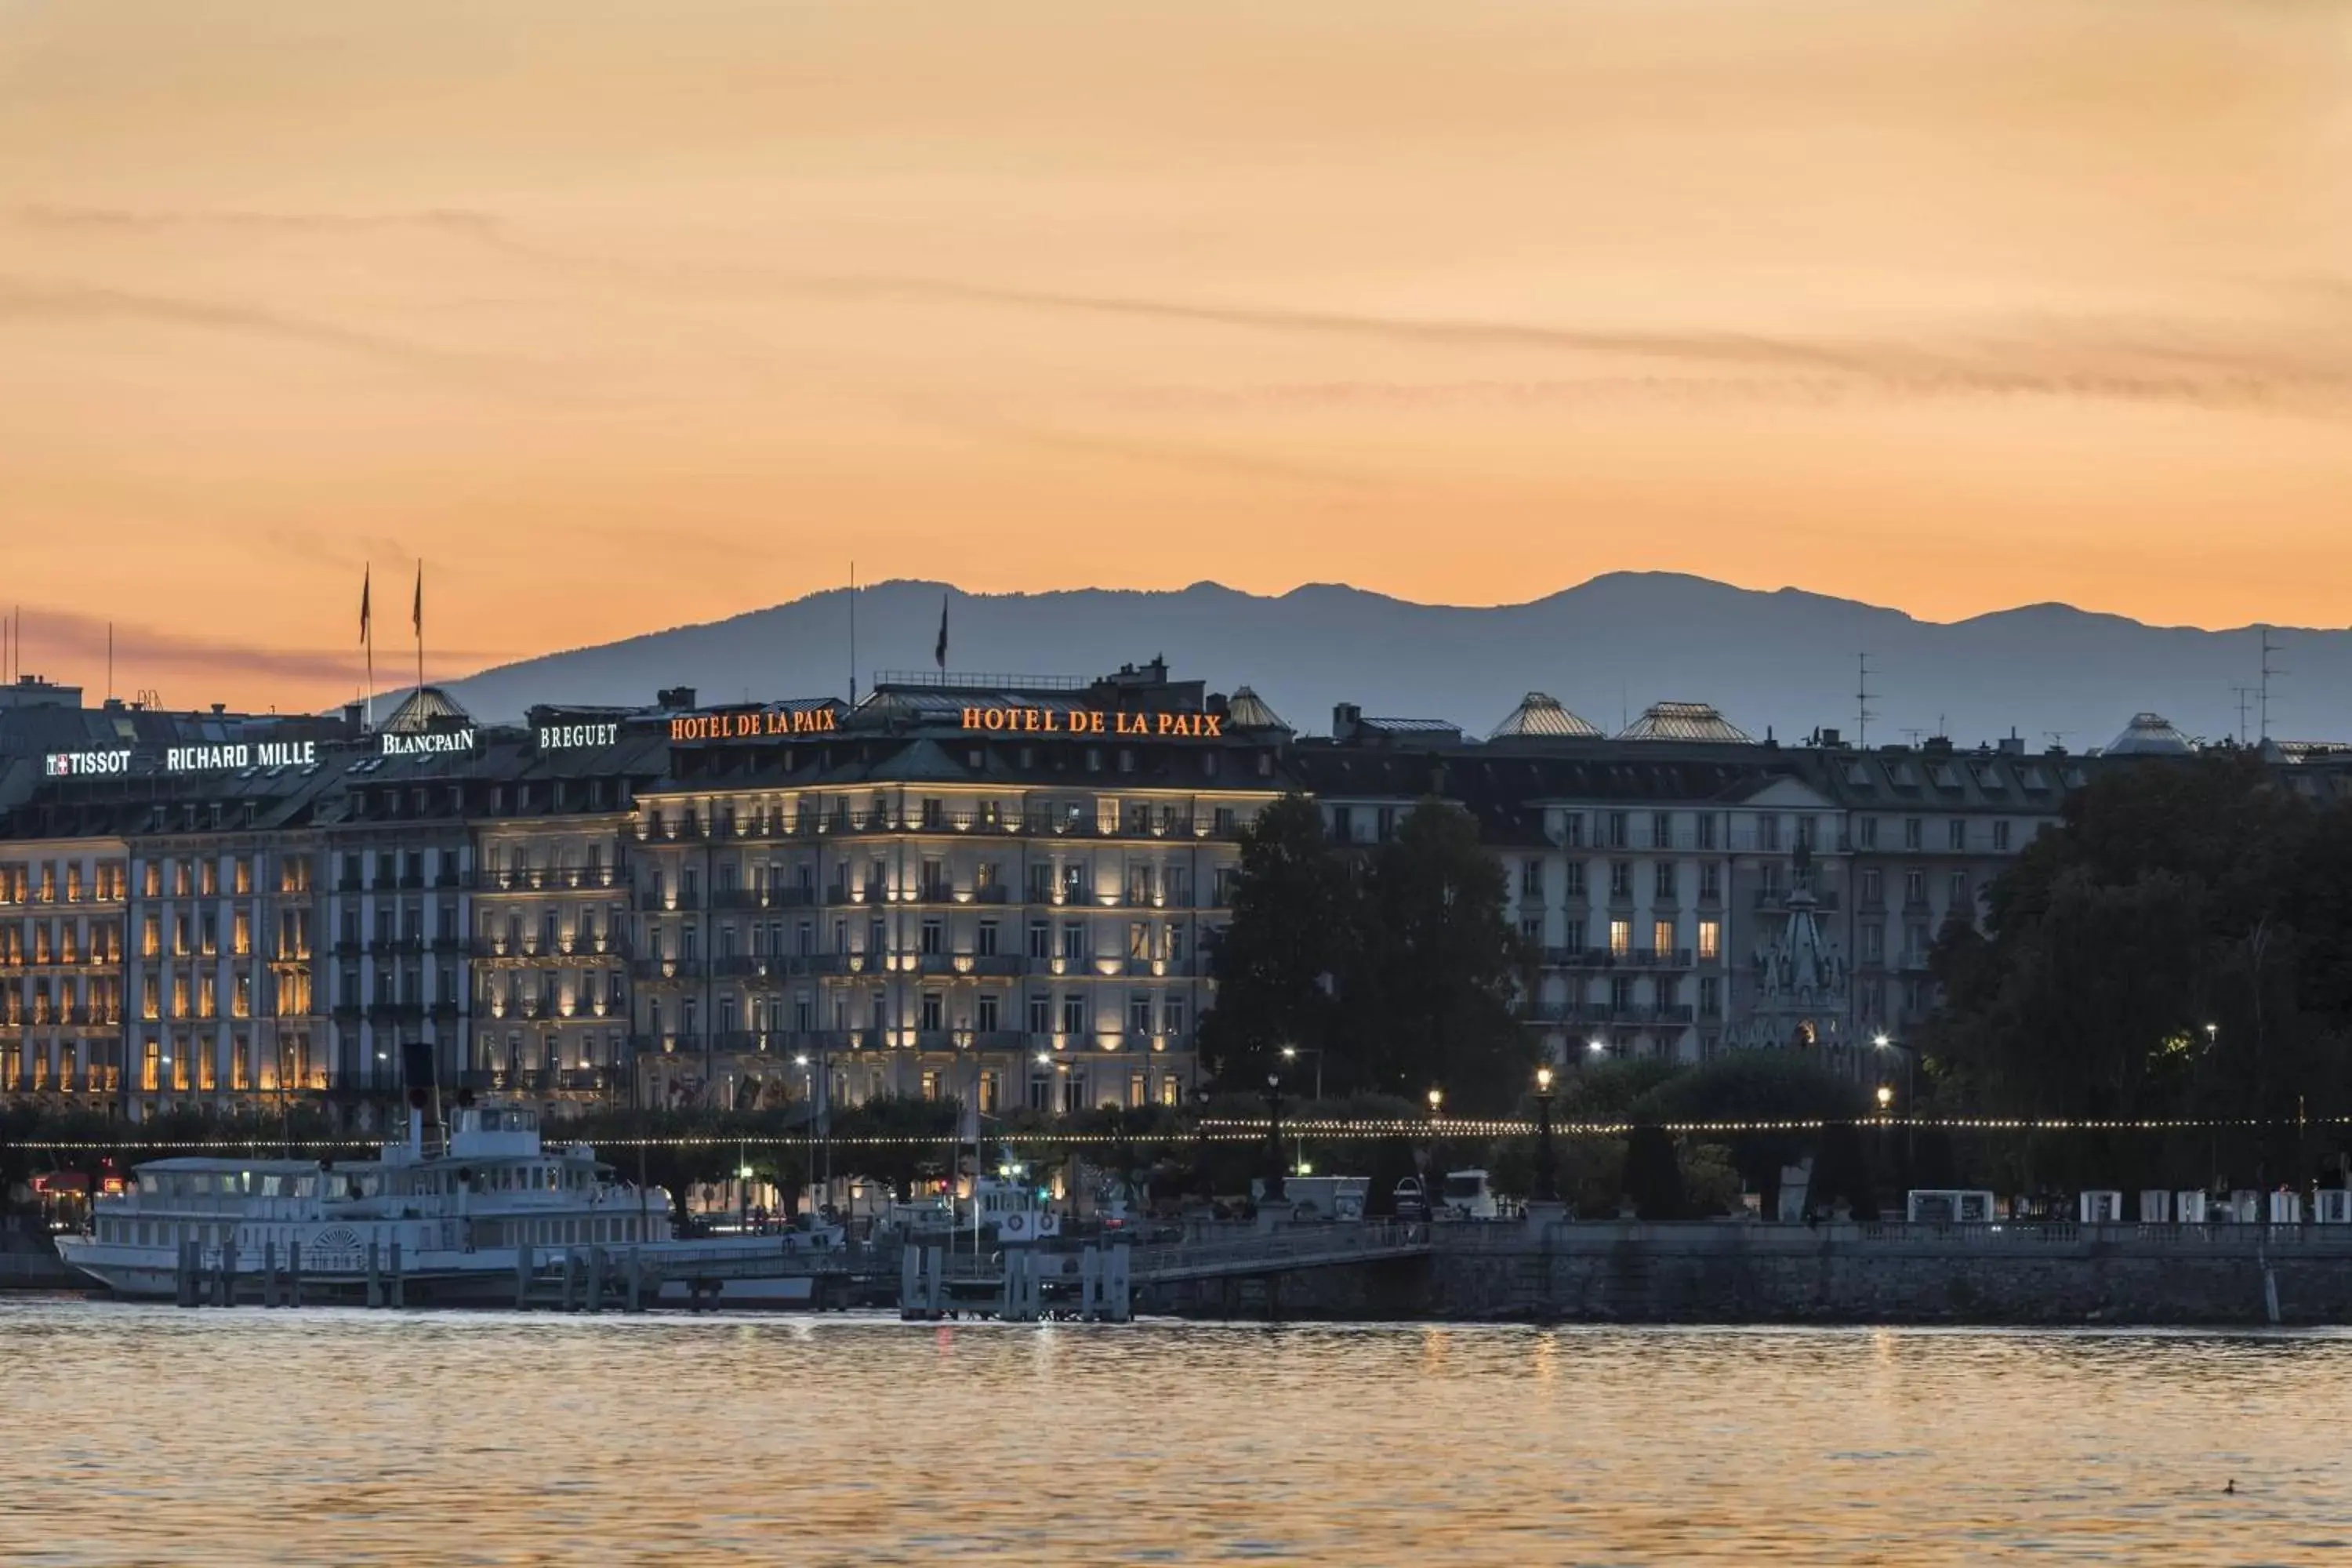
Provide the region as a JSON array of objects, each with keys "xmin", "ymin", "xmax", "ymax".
[{"xmin": 14, "ymin": 1111, "xmax": 2347, "ymax": 1155}]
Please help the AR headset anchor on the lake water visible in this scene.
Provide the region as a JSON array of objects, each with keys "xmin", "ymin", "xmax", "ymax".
[{"xmin": 5, "ymin": 1301, "xmax": 2349, "ymax": 1565}]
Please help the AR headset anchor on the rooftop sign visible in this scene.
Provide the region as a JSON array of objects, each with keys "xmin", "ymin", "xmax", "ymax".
[
  {"xmin": 44, "ymin": 748, "xmax": 132, "ymax": 779},
  {"xmin": 537, "ymin": 721, "xmax": 619, "ymax": 751},
  {"xmin": 165, "ymin": 740, "xmax": 316, "ymax": 772},
  {"xmin": 381, "ymin": 728, "xmax": 477, "ymax": 758},
  {"xmin": 670, "ymin": 707, "xmax": 840, "ymax": 742},
  {"xmin": 958, "ymin": 705, "xmax": 1223, "ymax": 739}
]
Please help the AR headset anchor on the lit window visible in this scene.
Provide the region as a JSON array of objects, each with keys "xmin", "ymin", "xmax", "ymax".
[
  {"xmin": 1609, "ymin": 920, "xmax": 1631, "ymax": 959},
  {"xmin": 1697, "ymin": 920, "xmax": 1720, "ymax": 962}
]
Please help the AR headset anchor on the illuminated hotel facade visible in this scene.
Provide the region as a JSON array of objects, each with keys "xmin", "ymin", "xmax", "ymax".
[
  {"xmin": 0, "ymin": 661, "xmax": 1287, "ymax": 1124},
  {"xmin": 9, "ymin": 660, "xmax": 2334, "ymax": 1123}
]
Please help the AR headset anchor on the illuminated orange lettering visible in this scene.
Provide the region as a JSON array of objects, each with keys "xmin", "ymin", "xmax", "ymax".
[{"xmin": 1201, "ymin": 713, "xmax": 1223, "ymax": 738}]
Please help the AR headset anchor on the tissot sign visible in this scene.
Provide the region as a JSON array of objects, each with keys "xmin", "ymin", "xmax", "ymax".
[
  {"xmin": 670, "ymin": 708, "xmax": 840, "ymax": 742},
  {"xmin": 44, "ymin": 748, "xmax": 132, "ymax": 778},
  {"xmin": 958, "ymin": 706, "xmax": 1224, "ymax": 739}
]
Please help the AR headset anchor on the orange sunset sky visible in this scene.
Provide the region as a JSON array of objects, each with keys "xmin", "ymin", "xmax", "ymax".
[{"xmin": 2, "ymin": 0, "xmax": 2349, "ymax": 713}]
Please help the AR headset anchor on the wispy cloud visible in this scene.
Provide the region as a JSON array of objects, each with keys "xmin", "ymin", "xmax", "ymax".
[
  {"xmin": 4, "ymin": 606, "xmax": 514, "ymax": 695},
  {"xmin": 0, "ymin": 275, "xmax": 485, "ymax": 376},
  {"xmin": 795, "ymin": 274, "xmax": 2352, "ymax": 417},
  {"xmin": 10, "ymin": 204, "xmax": 504, "ymax": 241}
]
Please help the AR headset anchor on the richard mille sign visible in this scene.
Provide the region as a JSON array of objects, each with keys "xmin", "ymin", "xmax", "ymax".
[
  {"xmin": 958, "ymin": 706, "xmax": 1223, "ymax": 738},
  {"xmin": 165, "ymin": 740, "xmax": 317, "ymax": 772}
]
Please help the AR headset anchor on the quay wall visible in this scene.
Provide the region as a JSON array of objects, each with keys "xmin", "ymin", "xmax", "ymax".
[{"xmin": 1144, "ymin": 1222, "xmax": 2352, "ymax": 1326}]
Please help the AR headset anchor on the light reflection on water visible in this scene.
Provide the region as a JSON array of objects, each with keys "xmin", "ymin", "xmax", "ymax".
[{"xmin": 7, "ymin": 1301, "xmax": 2351, "ymax": 1565}]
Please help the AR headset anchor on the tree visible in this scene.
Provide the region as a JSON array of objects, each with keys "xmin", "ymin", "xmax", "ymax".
[
  {"xmin": 1338, "ymin": 800, "xmax": 1537, "ymax": 1111},
  {"xmin": 1197, "ymin": 793, "xmax": 1352, "ymax": 1091},
  {"xmin": 1621, "ymin": 1126, "xmax": 1686, "ymax": 1219},
  {"xmin": 1632, "ymin": 1051, "xmax": 1866, "ymax": 1219},
  {"xmin": 1927, "ymin": 754, "xmax": 2352, "ymax": 1188},
  {"xmin": 832, "ymin": 1093, "xmax": 960, "ymax": 1201}
]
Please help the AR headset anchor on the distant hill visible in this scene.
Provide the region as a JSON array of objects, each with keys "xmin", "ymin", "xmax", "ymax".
[{"xmin": 436, "ymin": 575, "xmax": 2352, "ymax": 750}]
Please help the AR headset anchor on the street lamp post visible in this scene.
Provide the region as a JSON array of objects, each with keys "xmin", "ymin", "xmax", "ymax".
[
  {"xmin": 1279, "ymin": 1044, "xmax": 1323, "ymax": 1104},
  {"xmin": 1263, "ymin": 1073, "xmax": 1287, "ymax": 1203},
  {"xmin": 1532, "ymin": 1065, "xmax": 1559, "ymax": 1203},
  {"xmin": 1874, "ymin": 1033, "xmax": 1915, "ymax": 1167},
  {"xmin": 794, "ymin": 1053, "xmax": 814, "ymax": 1215}
]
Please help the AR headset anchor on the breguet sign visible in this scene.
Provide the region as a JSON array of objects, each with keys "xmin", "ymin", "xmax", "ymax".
[
  {"xmin": 670, "ymin": 707, "xmax": 840, "ymax": 742},
  {"xmin": 538, "ymin": 721, "xmax": 619, "ymax": 751},
  {"xmin": 958, "ymin": 706, "xmax": 1224, "ymax": 739}
]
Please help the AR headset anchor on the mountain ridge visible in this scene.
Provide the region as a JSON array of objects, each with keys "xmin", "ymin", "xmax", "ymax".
[{"xmin": 431, "ymin": 575, "xmax": 2352, "ymax": 749}]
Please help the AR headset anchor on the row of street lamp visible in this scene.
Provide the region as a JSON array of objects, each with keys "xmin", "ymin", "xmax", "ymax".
[{"xmin": 1260, "ymin": 1034, "xmax": 1924, "ymax": 1210}]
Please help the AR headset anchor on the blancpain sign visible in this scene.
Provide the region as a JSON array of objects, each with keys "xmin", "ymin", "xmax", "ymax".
[
  {"xmin": 44, "ymin": 748, "xmax": 132, "ymax": 778},
  {"xmin": 537, "ymin": 722, "xmax": 619, "ymax": 751},
  {"xmin": 381, "ymin": 728, "xmax": 477, "ymax": 757},
  {"xmin": 163, "ymin": 740, "xmax": 318, "ymax": 773}
]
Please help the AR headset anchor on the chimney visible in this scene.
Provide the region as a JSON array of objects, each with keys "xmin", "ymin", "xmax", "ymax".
[
  {"xmin": 1817, "ymin": 728, "xmax": 1842, "ymax": 749},
  {"xmin": 1333, "ymin": 702, "xmax": 1362, "ymax": 742},
  {"xmin": 1998, "ymin": 730, "xmax": 2026, "ymax": 757}
]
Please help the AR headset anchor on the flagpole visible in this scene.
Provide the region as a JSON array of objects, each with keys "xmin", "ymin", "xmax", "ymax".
[
  {"xmin": 414, "ymin": 560, "xmax": 424, "ymax": 698},
  {"xmin": 361, "ymin": 564, "xmax": 375, "ymax": 730},
  {"xmin": 848, "ymin": 561, "xmax": 858, "ymax": 707}
]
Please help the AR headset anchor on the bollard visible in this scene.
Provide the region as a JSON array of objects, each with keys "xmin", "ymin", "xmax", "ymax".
[
  {"xmin": 1079, "ymin": 1247, "xmax": 1102, "ymax": 1321},
  {"xmin": 561, "ymin": 1250, "xmax": 579, "ymax": 1312},
  {"xmin": 175, "ymin": 1240, "xmax": 197, "ymax": 1308},
  {"xmin": 901, "ymin": 1245, "xmax": 923, "ymax": 1320},
  {"xmin": 389, "ymin": 1240, "xmax": 405, "ymax": 1309},
  {"xmin": 1105, "ymin": 1243, "xmax": 1132, "ymax": 1323}
]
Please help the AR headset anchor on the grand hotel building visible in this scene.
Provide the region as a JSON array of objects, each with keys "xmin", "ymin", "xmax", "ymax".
[{"xmin": 8, "ymin": 663, "xmax": 2336, "ymax": 1124}]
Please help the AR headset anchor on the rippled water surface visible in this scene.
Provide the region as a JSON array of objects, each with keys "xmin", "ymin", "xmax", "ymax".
[{"xmin": 7, "ymin": 1301, "xmax": 2352, "ymax": 1565}]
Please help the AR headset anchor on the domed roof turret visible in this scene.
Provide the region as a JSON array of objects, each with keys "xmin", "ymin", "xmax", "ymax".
[
  {"xmin": 2106, "ymin": 712, "xmax": 2192, "ymax": 756},
  {"xmin": 1224, "ymin": 686, "xmax": 1290, "ymax": 734},
  {"xmin": 1487, "ymin": 691, "xmax": 1603, "ymax": 741},
  {"xmin": 1617, "ymin": 701, "xmax": 1753, "ymax": 743},
  {"xmin": 380, "ymin": 685, "xmax": 471, "ymax": 735}
]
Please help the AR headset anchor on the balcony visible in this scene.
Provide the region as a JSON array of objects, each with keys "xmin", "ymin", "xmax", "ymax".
[
  {"xmin": 972, "ymin": 885, "xmax": 1011, "ymax": 905},
  {"xmin": 710, "ymin": 886, "xmax": 817, "ymax": 911},
  {"xmin": 630, "ymin": 957, "xmax": 706, "ymax": 983},
  {"xmin": 1753, "ymin": 888, "xmax": 1842, "ymax": 912},
  {"xmin": 636, "ymin": 889, "xmax": 702, "ymax": 912}
]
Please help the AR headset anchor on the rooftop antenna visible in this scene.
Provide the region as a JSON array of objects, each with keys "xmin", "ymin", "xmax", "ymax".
[
  {"xmin": 1856, "ymin": 652, "xmax": 1877, "ymax": 747},
  {"xmin": 1900, "ymin": 728, "xmax": 1926, "ymax": 747},
  {"xmin": 848, "ymin": 561, "xmax": 858, "ymax": 707},
  {"xmin": 2230, "ymin": 685, "xmax": 2259, "ymax": 746},
  {"xmin": 2259, "ymin": 625, "xmax": 2284, "ymax": 741},
  {"xmin": 2043, "ymin": 730, "xmax": 2071, "ymax": 752}
]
